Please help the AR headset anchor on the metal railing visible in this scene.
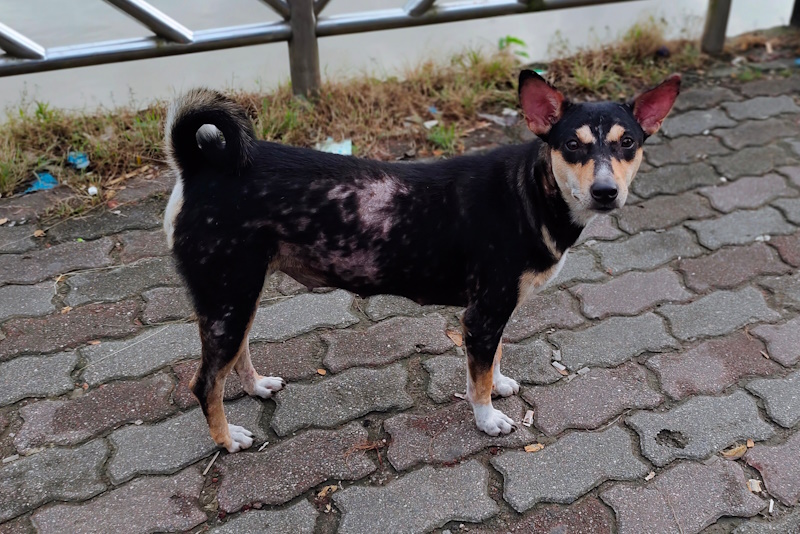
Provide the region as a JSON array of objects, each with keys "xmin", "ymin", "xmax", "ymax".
[{"xmin": 0, "ymin": 0, "xmax": 797, "ymax": 96}]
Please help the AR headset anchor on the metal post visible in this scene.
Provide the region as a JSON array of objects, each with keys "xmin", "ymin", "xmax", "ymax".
[
  {"xmin": 288, "ymin": 0, "xmax": 321, "ymax": 97},
  {"xmin": 701, "ymin": 0, "xmax": 731, "ymax": 55},
  {"xmin": 791, "ymin": 0, "xmax": 800, "ymax": 26}
]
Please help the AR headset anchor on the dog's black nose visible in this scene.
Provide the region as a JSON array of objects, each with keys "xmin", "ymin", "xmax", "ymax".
[{"xmin": 590, "ymin": 183, "xmax": 618, "ymax": 203}]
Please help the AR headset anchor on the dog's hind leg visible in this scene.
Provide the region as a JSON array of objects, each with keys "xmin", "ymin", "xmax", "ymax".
[
  {"xmin": 463, "ymin": 297, "xmax": 517, "ymax": 436},
  {"xmin": 491, "ymin": 344, "xmax": 520, "ymax": 397}
]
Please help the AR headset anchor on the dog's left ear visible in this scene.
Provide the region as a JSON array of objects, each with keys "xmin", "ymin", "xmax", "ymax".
[
  {"xmin": 631, "ymin": 73, "xmax": 681, "ymax": 136},
  {"xmin": 519, "ymin": 70, "xmax": 566, "ymax": 137}
]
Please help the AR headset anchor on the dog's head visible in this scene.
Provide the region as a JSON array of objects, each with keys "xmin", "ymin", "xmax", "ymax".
[{"xmin": 518, "ymin": 70, "xmax": 680, "ymax": 224}]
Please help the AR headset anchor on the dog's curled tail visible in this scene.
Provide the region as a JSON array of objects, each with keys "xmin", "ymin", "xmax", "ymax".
[{"xmin": 164, "ymin": 88, "xmax": 255, "ymax": 177}]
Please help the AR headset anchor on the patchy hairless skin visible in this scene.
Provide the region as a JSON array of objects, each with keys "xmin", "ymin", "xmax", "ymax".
[{"xmin": 164, "ymin": 72, "xmax": 680, "ymax": 451}]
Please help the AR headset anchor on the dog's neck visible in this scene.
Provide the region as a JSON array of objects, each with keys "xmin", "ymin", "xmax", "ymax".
[{"xmin": 516, "ymin": 143, "xmax": 585, "ymax": 255}]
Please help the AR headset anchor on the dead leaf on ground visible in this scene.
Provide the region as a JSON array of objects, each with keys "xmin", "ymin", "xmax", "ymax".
[
  {"xmin": 747, "ymin": 439, "xmax": 755, "ymax": 448},
  {"xmin": 722, "ymin": 443, "xmax": 747, "ymax": 460},
  {"xmin": 87, "ymin": 340, "xmax": 101, "ymax": 345},
  {"xmin": 61, "ymin": 306, "xmax": 72, "ymax": 314},
  {"xmin": 446, "ymin": 330, "xmax": 463, "ymax": 347},
  {"xmin": 317, "ymin": 485, "xmax": 338, "ymax": 498},
  {"xmin": 0, "ymin": 218, "xmax": 8, "ymax": 226},
  {"xmin": 33, "ymin": 229, "xmax": 45, "ymax": 238},
  {"xmin": 316, "ymin": 368, "xmax": 327, "ymax": 376},
  {"xmin": 524, "ymin": 443, "xmax": 544, "ymax": 453}
]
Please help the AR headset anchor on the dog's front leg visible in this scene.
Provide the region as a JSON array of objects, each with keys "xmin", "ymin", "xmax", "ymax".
[
  {"xmin": 491, "ymin": 344, "xmax": 520, "ymax": 397},
  {"xmin": 463, "ymin": 304, "xmax": 517, "ymax": 436}
]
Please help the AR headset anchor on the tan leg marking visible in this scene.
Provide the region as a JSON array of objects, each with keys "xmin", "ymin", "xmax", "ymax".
[{"xmin": 200, "ymin": 358, "xmax": 240, "ymax": 448}]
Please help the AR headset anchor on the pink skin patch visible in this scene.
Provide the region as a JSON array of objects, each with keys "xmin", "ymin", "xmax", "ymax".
[{"xmin": 355, "ymin": 176, "xmax": 399, "ymax": 238}]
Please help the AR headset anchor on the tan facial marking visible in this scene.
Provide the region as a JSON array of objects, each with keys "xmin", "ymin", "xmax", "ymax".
[
  {"xmin": 575, "ymin": 125, "xmax": 595, "ymax": 144},
  {"xmin": 609, "ymin": 147, "xmax": 644, "ymax": 189},
  {"xmin": 606, "ymin": 124, "xmax": 626, "ymax": 143},
  {"xmin": 551, "ymin": 150, "xmax": 596, "ymax": 196}
]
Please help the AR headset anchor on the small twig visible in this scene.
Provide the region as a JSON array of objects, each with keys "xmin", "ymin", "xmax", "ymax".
[
  {"xmin": 203, "ymin": 450, "xmax": 220, "ymax": 475},
  {"xmin": 74, "ymin": 325, "xmax": 169, "ymax": 373}
]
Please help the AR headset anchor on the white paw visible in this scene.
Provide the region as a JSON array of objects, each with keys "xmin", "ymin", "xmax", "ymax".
[
  {"xmin": 493, "ymin": 374, "xmax": 520, "ymax": 397},
  {"xmin": 473, "ymin": 404, "xmax": 516, "ymax": 436},
  {"xmin": 250, "ymin": 376, "xmax": 285, "ymax": 399},
  {"xmin": 225, "ymin": 424, "xmax": 254, "ymax": 453}
]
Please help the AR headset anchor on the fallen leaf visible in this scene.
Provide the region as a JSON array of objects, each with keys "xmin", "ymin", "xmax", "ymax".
[
  {"xmin": 87, "ymin": 340, "xmax": 101, "ymax": 346},
  {"xmin": 0, "ymin": 218, "xmax": 8, "ymax": 225},
  {"xmin": 722, "ymin": 443, "xmax": 747, "ymax": 459},
  {"xmin": 316, "ymin": 368, "xmax": 327, "ymax": 376},
  {"xmin": 446, "ymin": 330, "xmax": 463, "ymax": 347},
  {"xmin": 747, "ymin": 479, "xmax": 763, "ymax": 493},
  {"xmin": 33, "ymin": 229, "xmax": 45, "ymax": 238},
  {"xmin": 747, "ymin": 439, "xmax": 755, "ymax": 448},
  {"xmin": 107, "ymin": 199, "xmax": 119, "ymax": 209},
  {"xmin": 60, "ymin": 306, "xmax": 72, "ymax": 314},
  {"xmin": 317, "ymin": 485, "xmax": 338, "ymax": 498},
  {"xmin": 524, "ymin": 443, "xmax": 544, "ymax": 453}
]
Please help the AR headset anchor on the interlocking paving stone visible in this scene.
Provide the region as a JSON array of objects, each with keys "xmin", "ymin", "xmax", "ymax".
[
  {"xmin": 741, "ymin": 75, "xmax": 800, "ymax": 97},
  {"xmin": 0, "ymin": 440, "xmax": 108, "ymax": 522},
  {"xmin": 0, "ymin": 352, "xmax": 77, "ymax": 407},
  {"xmin": 626, "ymin": 390, "xmax": 775, "ymax": 467},
  {"xmin": 271, "ymin": 364, "xmax": 414, "ymax": 436},
  {"xmin": 700, "ymin": 174, "xmax": 797, "ymax": 213},
  {"xmin": 217, "ymin": 423, "xmax": 376, "ymax": 511},
  {"xmin": 31, "ymin": 468, "xmax": 206, "ymax": 534},
  {"xmin": 364, "ymin": 294, "xmax": 439, "ymax": 321},
  {"xmin": 0, "ymin": 283, "xmax": 54, "ymax": 321},
  {"xmin": 46, "ymin": 200, "xmax": 162, "ymax": 242},
  {"xmin": 658, "ymin": 287, "xmax": 779, "ymax": 341},
  {"xmin": 334, "ymin": 460, "xmax": 498, "ymax": 533},
  {"xmin": 632, "ymin": 162, "xmax": 719, "ymax": 198},
  {"xmin": 0, "ymin": 237, "xmax": 113, "ymax": 285},
  {"xmin": 107, "ymin": 397, "xmax": 264, "ymax": 484},
  {"xmin": 646, "ymin": 332, "xmax": 779, "ymax": 400},
  {"xmin": 673, "ymin": 86, "xmax": 740, "ymax": 111},
  {"xmin": 661, "ymin": 109, "xmax": 736, "ymax": 137},
  {"xmin": 491, "ymin": 425, "xmax": 648, "ymax": 513},
  {"xmin": 503, "ymin": 291, "xmax": 583, "ymax": 342},
  {"xmin": 549, "ymin": 249, "xmax": 606, "ymax": 286},
  {"xmin": 678, "ymin": 243, "xmax": 790, "ymax": 293},
  {"xmin": 760, "ymin": 273, "xmax": 800, "ymax": 310},
  {"xmin": 601, "ymin": 459, "xmax": 765, "ymax": 534},
  {"xmin": 593, "ymin": 227, "xmax": 704, "ymax": 274},
  {"xmin": 142, "ymin": 286, "xmax": 193, "ymax": 323},
  {"xmin": 14, "ymin": 373, "xmax": 177, "ymax": 453},
  {"xmin": 645, "ymin": 136, "xmax": 728, "ymax": 166},
  {"xmin": 551, "ymin": 313, "xmax": 678, "ymax": 371},
  {"xmin": 714, "ymin": 117, "xmax": 799, "ymax": 150},
  {"xmin": 577, "ymin": 215, "xmax": 624, "ymax": 243},
  {"xmin": 747, "ymin": 369, "xmax": 800, "ymax": 428},
  {"xmin": 778, "ymin": 165, "xmax": 800, "ymax": 187},
  {"xmin": 687, "ymin": 207, "xmax": 796, "ymax": 250},
  {"xmin": 0, "ymin": 225, "xmax": 36, "ymax": 253},
  {"xmin": 752, "ymin": 317, "xmax": 800, "ymax": 366},
  {"xmin": 733, "ymin": 509, "xmax": 800, "ymax": 534},
  {"xmin": 423, "ymin": 342, "xmax": 562, "ymax": 403},
  {"xmin": 210, "ymin": 500, "xmax": 317, "ymax": 534},
  {"xmin": 723, "ymin": 96, "xmax": 800, "ymax": 120},
  {"xmin": 522, "ymin": 362, "xmax": 663, "ymax": 436},
  {"xmin": 769, "ymin": 232, "xmax": 800, "ymax": 267},
  {"xmin": 118, "ymin": 228, "xmax": 170, "ymax": 263},
  {"xmin": 322, "ymin": 314, "xmax": 452, "ymax": 372},
  {"xmin": 250, "ymin": 289, "xmax": 359, "ymax": 342},
  {"xmin": 571, "ymin": 269, "xmax": 691, "ymax": 319},
  {"xmin": 774, "ymin": 197, "xmax": 800, "ymax": 225},
  {"xmin": 710, "ymin": 145, "xmax": 795, "ymax": 179},
  {"xmin": 0, "ymin": 516, "xmax": 31, "ymax": 534},
  {"xmin": 0, "ymin": 300, "xmax": 140, "ymax": 361},
  {"xmin": 746, "ymin": 432, "xmax": 800, "ymax": 506},
  {"xmin": 471, "ymin": 496, "xmax": 615, "ymax": 534},
  {"xmin": 271, "ymin": 271, "xmax": 308, "ymax": 295},
  {"xmin": 616, "ymin": 192, "xmax": 714, "ymax": 234},
  {"xmin": 385, "ymin": 397, "xmax": 535, "ymax": 470},
  {"xmin": 65, "ymin": 257, "xmax": 179, "ymax": 306},
  {"xmin": 81, "ymin": 322, "xmax": 201, "ymax": 386}
]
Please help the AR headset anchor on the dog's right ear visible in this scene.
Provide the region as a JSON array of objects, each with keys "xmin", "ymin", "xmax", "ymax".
[{"xmin": 518, "ymin": 70, "xmax": 566, "ymax": 137}]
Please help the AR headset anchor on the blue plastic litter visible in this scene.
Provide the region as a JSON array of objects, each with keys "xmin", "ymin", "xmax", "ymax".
[
  {"xmin": 67, "ymin": 151, "xmax": 90, "ymax": 170},
  {"xmin": 24, "ymin": 172, "xmax": 58, "ymax": 194},
  {"xmin": 315, "ymin": 137, "xmax": 352, "ymax": 156},
  {"xmin": 428, "ymin": 105, "xmax": 438, "ymax": 115},
  {"xmin": 795, "ymin": 57, "xmax": 800, "ymax": 67}
]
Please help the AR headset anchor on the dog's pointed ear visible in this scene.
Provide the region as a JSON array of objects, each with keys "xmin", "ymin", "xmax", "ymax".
[
  {"xmin": 631, "ymin": 73, "xmax": 681, "ymax": 136},
  {"xmin": 518, "ymin": 70, "xmax": 566, "ymax": 137}
]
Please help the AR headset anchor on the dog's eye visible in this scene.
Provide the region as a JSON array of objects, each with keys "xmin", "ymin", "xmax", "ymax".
[
  {"xmin": 565, "ymin": 140, "xmax": 580, "ymax": 151},
  {"xmin": 621, "ymin": 137, "xmax": 634, "ymax": 149}
]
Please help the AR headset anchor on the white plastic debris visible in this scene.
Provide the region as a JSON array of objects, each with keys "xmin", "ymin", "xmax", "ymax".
[
  {"xmin": 577, "ymin": 367, "xmax": 590, "ymax": 376},
  {"xmin": 315, "ymin": 137, "xmax": 352, "ymax": 155},
  {"xmin": 522, "ymin": 410, "xmax": 534, "ymax": 427},
  {"xmin": 423, "ymin": 120, "xmax": 439, "ymax": 130},
  {"xmin": 552, "ymin": 349, "xmax": 562, "ymax": 362},
  {"xmin": 87, "ymin": 185, "xmax": 99, "ymax": 196},
  {"xmin": 551, "ymin": 361, "xmax": 567, "ymax": 372},
  {"xmin": 645, "ymin": 471, "xmax": 656, "ymax": 481},
  {"xmin": 769, "ymin": 499, "xmax": 774, "ymax": 514}
]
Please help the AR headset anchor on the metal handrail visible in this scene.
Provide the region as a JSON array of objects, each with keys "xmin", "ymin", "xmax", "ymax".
[{"xmin": 0, "ymin": 0, "xmax": 792, "ymax": 96}]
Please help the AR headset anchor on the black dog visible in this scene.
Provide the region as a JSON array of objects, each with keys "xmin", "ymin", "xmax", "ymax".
[{"xmin": 164, "ymin": 71, "xmax": 680, "ymax": 452}]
